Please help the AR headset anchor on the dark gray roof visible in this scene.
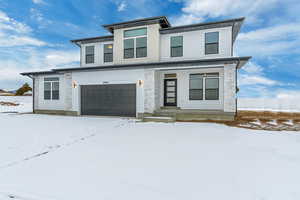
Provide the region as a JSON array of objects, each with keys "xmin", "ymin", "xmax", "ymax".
[
  {"xmin": 71, "ymin": 35, "xmax": 113, "ymax": 45},
  {"xmin": 160, "ymin": 17, "xmax": 245, "ymax": 42},
  {"xmin": 21, "ymin": 57, "xmax": 251, "ymax": 76},
  {"xmin": 103, "ymin": 16, "xmax": 170, "ymax": 33}
]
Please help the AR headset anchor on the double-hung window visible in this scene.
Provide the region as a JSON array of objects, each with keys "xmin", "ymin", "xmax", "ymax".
[
  {"xmin": 123, "ymin": 28, "xmax": 147, "ymax": 59},
  {"xmin": 189, "ymin": 74, "xmax": 203, "ymax": 100},
  {"xmin": 170, "ymin": 36, "xmax": 183, "ymax": 57},
  {"xmin": 85, "ymin": 46, "xmax": 95, "ymax": 64},
  {"xmin": 189, "ymin": 73, "xmax": 219, "ymax": 101},
  {"xmin": 104, "ymin": 44, "xmax": 113, "ymax": 62},
  {"xmin": 44, "ymin": 77, "xmax": 59, "ymax": 100},
  {"xmin": 205, "ymin": 32, "xmax": 219, "ymax": 55}
]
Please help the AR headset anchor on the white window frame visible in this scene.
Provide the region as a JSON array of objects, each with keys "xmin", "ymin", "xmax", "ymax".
[
  {"xmin": 44, "ymin": 77, "xmax": 59, "ymax": 100},
  {"xmin": 123, "ymin": 27, "xmax": 148, "ymax": 59}
]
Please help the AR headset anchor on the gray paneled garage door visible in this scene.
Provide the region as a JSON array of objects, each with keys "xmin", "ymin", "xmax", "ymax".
[{"xmin": 81, "ymin": 84, "xmax": 136, "ymax": 117}]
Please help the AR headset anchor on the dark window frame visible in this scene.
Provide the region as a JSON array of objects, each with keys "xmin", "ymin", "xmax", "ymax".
[
  {"xmin": 85, "ymin": 46, "xmax": 95, "ymax": 64},
  {"xmin": 205, "ymin": 32, "xmax": 219, "ymax": 55},
  {"xmin": 123, "ymin": 27, "xmax": 147, "ymax": 59},
  {"xmin": 124, "ymin": 39, "xmax": 134, "ymax": 59},
  {"xmin": 170, "ymin": 36, "xmax": 183, "ymax": 57},
  {"xmin": 136, "ymin": 37, "xmax": 147, "ymax": 58},
  {"xmin": 189, "ymin": 74, "xmax": 203, "ymax": 100},
  {"xmin": 103, "ymin": 44, "xmax": 113, "ymax": 63},
  {"xmin": 189, "ymin": 73, "xmax": 219, "ymax": 101}
]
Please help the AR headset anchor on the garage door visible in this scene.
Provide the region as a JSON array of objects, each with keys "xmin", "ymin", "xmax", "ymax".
[{"xmin": 81, "ymin": 84, "xmax": 136, "ymax": 117}]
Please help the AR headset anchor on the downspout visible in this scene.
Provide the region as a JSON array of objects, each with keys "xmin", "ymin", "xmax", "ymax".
[{"xmin": 235, "ymin": 59, "xmax": 240, "ymax": 117}]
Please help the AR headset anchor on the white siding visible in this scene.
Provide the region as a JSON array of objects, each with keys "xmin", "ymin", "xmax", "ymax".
[
  {"xmin": 160, "ymin": 26, "xmax": 232, "ymax": 61},
  {"xmin": 157, "ymin": 66, "xmax": 225, "ymax": 110},
  {"xmin": 72, "ymin": 69, "xmax": 145, "ymax": 115},
  {"xmin": 80, "ymin": 41, "xmax": 114, "ymax": 67},
  {"xmin": 35, "ymin": 74, "xmax": 66, "ymax": 111}
]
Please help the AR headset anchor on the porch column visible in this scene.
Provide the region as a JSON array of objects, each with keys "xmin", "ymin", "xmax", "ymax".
[
  {"xmin": 64, "ymin": 72, "xmax": 73, "ymax": 111},
  {"xmin": 223, "ymin": 64, "xmax": 236, "ymax": 113},
  {"xmin": 144, "ymin": 69, "xmax": 156, "ymax": 113}
]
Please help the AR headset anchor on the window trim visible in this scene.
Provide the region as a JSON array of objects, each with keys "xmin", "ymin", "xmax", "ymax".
[
  {"xmin": 44, "ymin": 77, "xmax": 60, "ymax": 100},
  {"xmin": 189, "ymin": 73, "xmax": 220, "ymax": 101},
  {"xmin": 85, "ymin": 45, "xmax": 95, "ymax": 64},
  {"xmin": 170, "ymin": 35, "xmax": 183, "ymax": 57},
  {"xmin": 103, "ymin": 43, "xmax": 113, "ymax": 63},
  {"xmin": 205, "ymin": 32, "xmax": 219, "ymax": 55},
  {"xmin": 123, "ymin": 27, "xmax": 148, "ymax": 59}
]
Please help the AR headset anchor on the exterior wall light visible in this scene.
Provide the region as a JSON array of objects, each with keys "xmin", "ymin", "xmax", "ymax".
[
  {"xmin": 72, "ymin": 80, "xmax": 77, "ymax": 88},
  {"xmin": 138, "ymin": 80, "xmax": 144, "ymax": 87}
]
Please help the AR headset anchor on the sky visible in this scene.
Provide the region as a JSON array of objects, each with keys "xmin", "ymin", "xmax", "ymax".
[{"xmin": 0, "ymin": 0, "xmax": 299, "ymax": 99}]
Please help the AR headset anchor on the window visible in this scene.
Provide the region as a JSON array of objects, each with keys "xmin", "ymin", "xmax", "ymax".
[
  {"xmin": 124, "ymin": 28, "xmax": 147, "ymax": 59},
  {"xmin": 44, "ymin": 77, "xmax": 59, "ymax": 100},
  {"xmin": 189, "ymin": 74, "xmax": 203, "ymax": 100},
  {"xmin": 205, "ymin": 76, "xmax": 219, "ymax": 100},
  {"xmin": 124, "ymin": 39, "xmax": 134, "ymax": 58},
  {"xmin": 170, "ymin": 36, "xmax": 183, "ymax": 57},
  {"xmin": 124, "ymin": 28, "xmax": 147, "ymax": 38},
  {"xmin": 85, "ymin": 46, "xmax": 94, "ymax": 64},
  {"xmin": 104, "ymin": 44, "xmax": 113, "ymax": 62},
  {"xmin": 189, "ymin": 73, "xmax": 219, "ymax": 100},
  {"xmin": 136, "ymin": 37, "xmax": 147, "ymax": 58},
  {"xmin": 205, "ymin": 32, "xmax": 219, "ymax": 55}
]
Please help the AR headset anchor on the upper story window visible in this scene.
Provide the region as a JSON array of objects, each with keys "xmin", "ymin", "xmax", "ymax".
[
  {"xmin": 44, "ymin": 77, "xmax": 59, "ymax": 100},
  {"xmin": 170, "ymin": 36, "xmax": 183, "ymax": 57},
  {"xmin": 123, "ymin": 28, "xmax": 147, "ymax": 59},
  {"xmin": 104, "ymin": 44, "xmax": 113, "ymax": 63},
  {"xmin": 189, "ymin": 73, "xmax": 219, "ymax": 101},
  {"xmin": 205, "ymin": 32, "xmax": 219, "ymax": 55},
  {"xmin": 85, "ymin": 46, "xmax": 95, "ymax": 64}
]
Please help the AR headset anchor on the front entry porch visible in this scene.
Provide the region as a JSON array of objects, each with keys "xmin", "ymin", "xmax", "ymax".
[{"xmin": 142, "ymin": 106, "xmax": 236, "ymax": 122}]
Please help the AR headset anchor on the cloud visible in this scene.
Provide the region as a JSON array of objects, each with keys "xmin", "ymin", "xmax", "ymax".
[
  {"xmin": 171, "ymin": 14, "xmax": 203, "ymax": 26},
  {"xmin": 238, "ymin": 62, "xmax": 281, "ymax": 86},
  {"xmin": 0, "ymin": 10, "xmax": 47, "ymax": 46},
  {"xmin": 237, "ymin": 23, "xmax": 300, "ymax": 57},
  {"xmin": 117, "ymin": 1, "xmax": 127, "ymax": 12},
  {"xmin": 32, "ymin": 0, "xmax": 45, "ymax": 4},
  {"xmin": 170, "ymin": 0, "xmax": 280, "ymax": 26},
  {"xmin": 30, "ymin": 8, "xmax": 53, "ymax": 29},
  {"xmin": 239, "ymin": 74, "xmax": 279, "ymax": 86}
]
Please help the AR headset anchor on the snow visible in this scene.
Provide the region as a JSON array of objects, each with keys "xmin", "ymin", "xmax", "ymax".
[
  {"xmin": 0, "ymin": 96, "xmax": 32, "ymax": 113},
  {"xmin": 0, "ymin": 113, "xmax": 300, "ymax": 200},
  {"xmin": 238, "ymin": 97, "xmax": 300, "ymax": 112}
]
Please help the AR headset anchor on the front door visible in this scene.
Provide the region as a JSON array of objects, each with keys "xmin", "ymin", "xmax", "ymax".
[{"xmin": 164, "ymin": 79, "xmax": 177, "ymax": 106}]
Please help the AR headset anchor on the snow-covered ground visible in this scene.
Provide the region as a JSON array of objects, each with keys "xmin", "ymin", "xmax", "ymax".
[
  {"xmin": 0, "ymin": 96, "xmax": 32, "ymax": 113},
  {"xmin": 238, "ymin": 97, "xmax": 300, "ymax": 112},
  {"xmin": 0, "ymin": 113, "xmax": 299, "ymax": 200}
]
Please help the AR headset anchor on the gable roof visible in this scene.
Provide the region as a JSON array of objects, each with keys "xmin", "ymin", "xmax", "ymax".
[{"xmin": 103, "ymin": 16, "xmax": 170, "ymax": 33}]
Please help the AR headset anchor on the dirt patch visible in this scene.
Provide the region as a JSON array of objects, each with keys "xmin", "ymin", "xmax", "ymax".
[{"xmin": 0, "ymin": 101, "xmax": 20, "ymax": 106}]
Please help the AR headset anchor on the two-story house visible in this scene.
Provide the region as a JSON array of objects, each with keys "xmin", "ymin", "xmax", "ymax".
[{"xmin": 21, "ymin": 16, "xmax": 251, "ymax": 121}]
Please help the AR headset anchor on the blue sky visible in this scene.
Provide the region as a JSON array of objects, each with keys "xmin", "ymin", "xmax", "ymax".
[{"xmin": 0, "ymin": 0, "xmax": 299, "ymax": 99}]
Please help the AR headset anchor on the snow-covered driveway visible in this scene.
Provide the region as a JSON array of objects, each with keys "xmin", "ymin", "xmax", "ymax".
[{"xmin": 0, "ymin": 113, "xmax": 300, "ymax": 200}]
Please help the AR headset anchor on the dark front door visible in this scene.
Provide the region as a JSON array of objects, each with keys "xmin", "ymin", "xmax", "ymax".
[
  {"xmin": 164, "ymin": 79, "xmax": 177, "ymax": 106},
  {"xmin": 81, "ymin": 84, "xmax": 136, "ymax": 117}
]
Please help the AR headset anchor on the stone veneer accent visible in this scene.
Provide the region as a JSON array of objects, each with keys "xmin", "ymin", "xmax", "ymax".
[
  {"xmin": 144, "ymin": 69, "xmax": 156, "ymax": 113},
  {"xmin": 223, "ymin": 64, "xmax": 236, "ymax": 113},
  {"xmin": 64, "ymin": 72, "xmax": 73, "ymax": 111},
  {"xmin": 33, "ymin": 76, "xmax": 39, "ymax": 111}
]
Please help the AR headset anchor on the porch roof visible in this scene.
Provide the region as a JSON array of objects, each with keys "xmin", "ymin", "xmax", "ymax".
[{"xmin": 20, "ymin": 56, "xmax": 251, "ymax": 76}]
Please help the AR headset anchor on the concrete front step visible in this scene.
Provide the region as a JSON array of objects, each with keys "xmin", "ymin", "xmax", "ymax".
[{"xmin": 142, "ymin": 116, "xmax": 175, "ymax": 123}]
